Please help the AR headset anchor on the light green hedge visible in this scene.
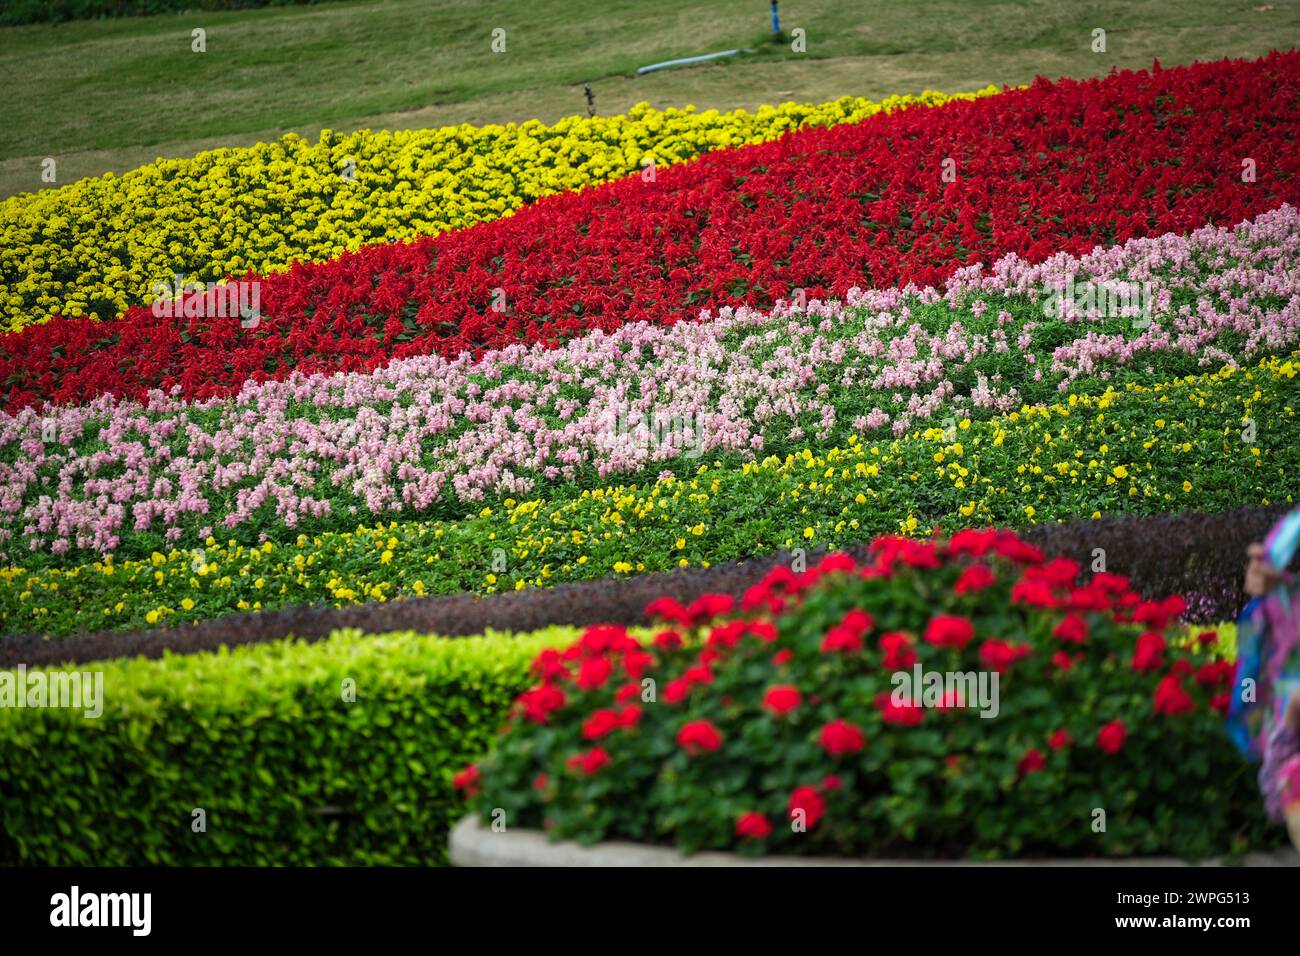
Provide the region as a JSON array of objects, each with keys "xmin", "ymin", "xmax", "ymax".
[{"xmin": 0, "ymin": 627, "xmax": 572, "ymax": 865}]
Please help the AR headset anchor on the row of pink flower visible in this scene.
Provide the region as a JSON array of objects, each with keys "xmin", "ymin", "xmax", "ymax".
[{"xmin": 2, "ymin": 205, "xmax": 1297, "ymax": 560}]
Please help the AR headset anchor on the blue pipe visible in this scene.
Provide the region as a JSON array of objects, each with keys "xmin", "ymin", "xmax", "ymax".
[{"xmin": 636, "ymin": 50, "xmax": 743, "ymax": 74}]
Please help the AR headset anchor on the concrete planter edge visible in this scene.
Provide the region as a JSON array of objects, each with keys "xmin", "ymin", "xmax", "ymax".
[{"xmin": 448, "ymin": 815, "xmax": 1300, "ymax": 867}]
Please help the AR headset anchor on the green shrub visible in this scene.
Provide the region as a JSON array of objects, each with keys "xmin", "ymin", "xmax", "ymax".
[{"xmin": 0, "ymin": 626, "xmax": 578, "ymax": 865}]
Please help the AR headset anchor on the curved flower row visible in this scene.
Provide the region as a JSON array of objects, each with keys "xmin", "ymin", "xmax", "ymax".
[
  {"xmin": 457, "ymin": 536, "xmax": 1264, "ymax": 859},
  {"xmin": 3, "ymin": 352, "xmax": 1294, "ymax": 638},
  {"xmin": 4, "ymin": 53, "xmax": 1298, "ymax": 411},
  {"xmin": 0, "ymin": 92, "xmax": 991, "ymax": 333},
  {"xmin": 4, "ymin": 206, "xmax": 1298, "ymax": 564}
]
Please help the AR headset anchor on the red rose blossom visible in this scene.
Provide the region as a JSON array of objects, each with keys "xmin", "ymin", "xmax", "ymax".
[
  {"xmin": 622, "ymin": 650, "xmax": 655, "ymax": 680},
  {"xmin": 1017, "ymin": 748, "xmax": 1047, "ymax": 776},
  {"xmin": 1154, "ymin": 674, "xmax": 1195, "ymax": 716},
  {"xmin": 581, "ymin": 709, "xmax": 621, "ymax": 739},
  {"xmin": 683, "ymin": 664, "xmax": 714, "ymax": 685},
  {"xmin": 821, "ymin": 625, "xmax": 864, "ymax": 654},
  {"xmin": 840, "ymin": 609, "xmax": 875, "ymax": 634},
  {"xmin": 879, "ymin": 632, "xmax": 917, "ymax": 669},
  {"xmin": 763, "ymin": 685, "xmax": 803, "ymax": 716},
  {"xmin": 978, "ymin": 638, "xmax": 1026, "ymax": 674},
  {"xmin": 954, "ymin": 564, "xmax": 996, "ymax": 595},
  {"xmin": 924, "ymin": 614, "xmax": 975, "ymax": 650},
  {"xmin": 452, "ymin": 764, "xmax": 480, "ymax": 796},
  {"xmin": 686, "ymin": 593, "xmax": 735, "ymax": 624},
  {"xmin": 677, "ymin": 720, "xmax": 724, "ymax": 755},
  {"xmin": 576, "ymin": 656, "xmax": 613, "ymax": 691},
  {"xmin": 565, "ymin": 747, "xmax": 610, "ymax": 775},
  {"xmin": 1131, "ymin": 631, "xmax": 1167, "ymax": 673},
  {"xmin": 735, "ymin": 812, "xmax": 773, "ymax": 839},
  {"xmin": 645, "ymin": 597, "xmax": 687, "ymax": 624},
  {"xmin": 1053, "ymin": 614, "xmax": 1088, "ymax": 644},
  {"xmin": 1097, "ymin": 720, "xmax": 1127, "ymax": 754},
  {"xmin": 948, "ymin": 528, "xmax": 998, "ymax": 557},
  {"xmin": 653, "ymin": 630, "xmax": 684, "ymax": 650},
  {"xmin": 875, "ymin": 692, "xmax": 926, "ymax": 726},
  {"xmin": 788, "ymin": 786, "xmax": 826, "ymax": 830},
  {"xmin": 518, "ymin": 685, "xmax": 566, "ymax": 723},
  {"xmin": 818, "ymin": 719, "xmax": 866, "ymax": 756},
  {"xmin": 663, "ymin": 678, "xmax": 692, "ymax": 705}
]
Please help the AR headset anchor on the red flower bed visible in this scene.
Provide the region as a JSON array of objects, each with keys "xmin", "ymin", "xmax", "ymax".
[
  {"xmin": 458, "ymin": 530, "xmax": 1272, "ymax": 859},
  {"xmin": 5, "ymin": 53, "xmax": 1300, "ymax": 411}
]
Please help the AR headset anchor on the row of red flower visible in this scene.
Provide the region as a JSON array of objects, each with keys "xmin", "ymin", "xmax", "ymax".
[
  {"xmin": 6, "ymin": 52, "xmax": 1299, "ymax": 411},
  {"xmin": 502, "ymin": 532, "xmax": 1229, "ymax": 729},
  {"xmin": 456, "ymin": 530, "xmax": 1238, "ymax": 847}
]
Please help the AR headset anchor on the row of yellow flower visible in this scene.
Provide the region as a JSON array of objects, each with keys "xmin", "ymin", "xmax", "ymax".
[
  {"xmin": 0, "ymin": 89, "xmax": 1000, "ymax": 332},
  {"xmin": 2, "ymin": 353, "xmax": 1293, "ymax": 639}
]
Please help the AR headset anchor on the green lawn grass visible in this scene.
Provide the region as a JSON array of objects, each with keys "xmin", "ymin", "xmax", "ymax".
[{"xmin": 0, "ymin": 0, "xmax": 1296, "ymax": 197}]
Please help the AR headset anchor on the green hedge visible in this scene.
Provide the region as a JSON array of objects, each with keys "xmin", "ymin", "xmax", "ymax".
[
  {"xmin": 0, "ymin": 627, "xmax": 573, "ymax": 865},
  {"xmin": 1, "ymin": 0, "xmax": 330, "ymax": 28}
]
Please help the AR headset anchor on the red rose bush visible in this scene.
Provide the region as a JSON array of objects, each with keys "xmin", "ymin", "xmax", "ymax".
[{"xmin": 459, "ymin": 529, "xmax": 1272, "ymax": 859}]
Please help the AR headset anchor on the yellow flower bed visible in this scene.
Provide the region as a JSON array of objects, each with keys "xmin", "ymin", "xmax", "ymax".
[{"xmin": 0, "ymin": 90, "xmax": 1000, "ymax": 332}]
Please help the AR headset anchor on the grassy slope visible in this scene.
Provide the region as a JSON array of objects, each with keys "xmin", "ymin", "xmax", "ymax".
[{"xmin": 0, "ymin": 0, "xmax": 1296, "ymax": 197}]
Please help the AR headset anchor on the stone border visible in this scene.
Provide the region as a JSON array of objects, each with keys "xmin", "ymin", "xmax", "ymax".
[{"xmin": 449, "ymin": 816, "xmax": 1300, "ymax": 867}]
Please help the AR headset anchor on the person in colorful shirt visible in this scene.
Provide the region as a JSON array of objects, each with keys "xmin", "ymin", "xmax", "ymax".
[{"xmin": 1227, "ymin": 507, "xmax": 1300, "ymax": 847}]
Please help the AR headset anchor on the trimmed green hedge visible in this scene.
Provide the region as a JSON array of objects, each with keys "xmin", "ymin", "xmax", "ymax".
[
  {"xmin": 0, "ymin": 627, "xmax": 576, "ymax": 865},
  {"xmin": 1, "ymin": 0, "xmax": 330, "ymax": 28}
]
